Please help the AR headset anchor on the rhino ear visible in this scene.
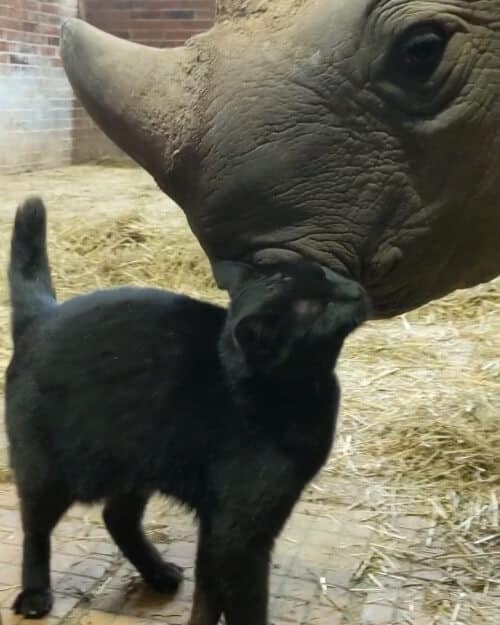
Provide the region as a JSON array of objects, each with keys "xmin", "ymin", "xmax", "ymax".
[{"xmin": 212, "ymin": 260, "xmax": 254, "ymax": 293}]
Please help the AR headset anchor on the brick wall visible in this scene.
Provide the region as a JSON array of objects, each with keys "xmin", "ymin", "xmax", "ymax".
[
  {"xmin": 0, "ymin": 0, "xmax": 78, "ymax": 172},
  {"xmin": 84, "ymin": 0, "xmax": 215, "ymax": 48},
  {"xmin": 0, "ymin": 1, "xmax": 216, "ymax": 174},
  {"xmin": 73, "ymin": 0, "xmax": 216, "ymax": 164}
]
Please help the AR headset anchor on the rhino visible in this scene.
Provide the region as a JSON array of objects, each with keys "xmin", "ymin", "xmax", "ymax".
[{"xmin": 60, "ymin": 0, "xmax": 500, "ymax": 318}]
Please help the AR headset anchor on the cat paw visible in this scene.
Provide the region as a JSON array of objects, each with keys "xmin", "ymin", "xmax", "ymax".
[
  {"xmin": 12, "ymin": 588, "xmax": 53, "ymax": 618},
  {"xmin": 144, "ymin": 561, "xmax": 183, "ymax": 594}
]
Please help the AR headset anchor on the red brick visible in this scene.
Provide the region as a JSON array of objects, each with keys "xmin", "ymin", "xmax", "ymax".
[
  {"xmin": 87, "ymin": 1, "xmax": 215, "ymax": 49},
  {"xmin": 42, "ymin": 2, "xmax": 62, "ymax": 15},
  {"xmin": 1, "ymin": 18, "xmax": 22, "ymax": 30},
  {"xmin": 0, "ymin": 0, "xmax": 215, "ymax": 172}
]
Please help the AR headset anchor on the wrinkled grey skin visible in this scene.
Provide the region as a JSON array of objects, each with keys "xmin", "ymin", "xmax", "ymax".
[{"xmin": 61, "ymin": 0, "xmax": 500, "ymax": 317}]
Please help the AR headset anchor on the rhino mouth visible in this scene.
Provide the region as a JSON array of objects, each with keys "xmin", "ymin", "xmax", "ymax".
[{"xmin": 247, "ymin": 248, "xmax": 305, "ymax": 266}]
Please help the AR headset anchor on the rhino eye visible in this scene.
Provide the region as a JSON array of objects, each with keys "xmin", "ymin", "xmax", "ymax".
[{"xmin": 396, "ymin": 23, "xmax": 449, "ymax": 81}]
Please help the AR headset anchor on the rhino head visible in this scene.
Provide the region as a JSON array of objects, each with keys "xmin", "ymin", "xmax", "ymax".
[{"xmin": 61, "ymin": 0, "xmax": 500, "ymax": 318}]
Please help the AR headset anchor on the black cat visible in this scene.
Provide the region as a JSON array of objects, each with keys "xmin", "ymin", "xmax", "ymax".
[{"xmin": 6, "ymin": 197, "xmax": 368, "ymax": 625}]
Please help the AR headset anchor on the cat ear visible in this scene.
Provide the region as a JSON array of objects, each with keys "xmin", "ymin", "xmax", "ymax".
[
  {"xmin": 321, "ymin": 267, "xmax": 367, "ymax": 302},
  {"xmin": 321, "ymin": 267, "xmax": 372, "ymax": 326},
  {"xmin": 233, "ymin": 312, "xmax": 286, "ymax": 365},
  {"xmin": 212, "ymin": 260, "xmax": 254, "ymax": 293}
]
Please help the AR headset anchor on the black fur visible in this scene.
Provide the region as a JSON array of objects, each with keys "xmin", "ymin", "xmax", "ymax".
[
  {"xmin": 5, "ymin": 198, "xmax": 369, "ymax": 625},
  {"xmin": 8, "ymin": 197, "xmax": 56, "ymax": 343}
]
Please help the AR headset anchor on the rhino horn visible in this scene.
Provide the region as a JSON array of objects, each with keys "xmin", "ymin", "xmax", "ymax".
[{"xmin": 60, "ymin": 18, "xmax": 198, "ymax": 198}]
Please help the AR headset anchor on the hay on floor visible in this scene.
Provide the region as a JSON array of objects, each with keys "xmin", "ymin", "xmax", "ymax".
[
  {"xmin": 0, "ymin": 164, "xmax": 498, "ymax": 623},
  {"xmin": 0, "ymin": 207, "xmax": 226, "ymax": 373}
]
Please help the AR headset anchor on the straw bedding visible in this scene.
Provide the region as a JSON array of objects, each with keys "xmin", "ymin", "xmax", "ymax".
[{"xmin": 0, "ymin": 163, "xmax": 498, "ymax": 623}]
